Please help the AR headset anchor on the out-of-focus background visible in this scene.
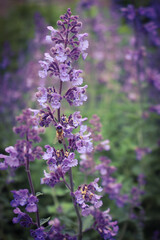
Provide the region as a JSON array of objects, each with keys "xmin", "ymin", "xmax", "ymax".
[{"xmin": 0, "ymin": 0, "xmax": 160, "ymax": 239}]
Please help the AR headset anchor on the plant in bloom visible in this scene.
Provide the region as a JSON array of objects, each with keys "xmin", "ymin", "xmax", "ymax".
[{"xmin": 0, "ymin": 9, "xmax": 119, "ymax": 240}]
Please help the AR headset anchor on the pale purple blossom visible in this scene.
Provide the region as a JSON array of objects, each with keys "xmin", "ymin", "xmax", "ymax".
[
  {"xmin": 25, "ymin": 195, "xmax": 38, "ymax": 213},
  {"xmin": 64, "ymin": 85, "xmax": 88, "ymax": 106},
  {"xmin": 59, "ymin": 63, "xmax": 70, "ymax": 82},
  {"xmin": 71, "ymin": 69, "xmax": 83, "ymax": 86},
  {"xmin": 72, "ymin": 111, "xmax": 87, "ymax": 127},
  {"xmin": 77, "ymin": 33, "xmax": 89, "ymax": 59},
  {"xmin": 0, "ymin": 146, "xmax": 19, "ymax": 168},
  {"xmin": 46, "ymin": 25, "xmax": 58, "ymax": 43},
  {"xmin": 38, "ymin": 53, "xmax": 53, "ymax": 78},
  {"xmin": 50, "ymin": 92, "xmax": 62, "ymax": 109},
  {"xmin": 36, "ymin": 87, "xmax": 47, "ymax": 108},
  {"xmin": 55, "ymin": 43, "xmax": 68, "ymax": 62},
  {"xmin": 75, "ymin": 125, "xmax": 93, "ymax": 153}
]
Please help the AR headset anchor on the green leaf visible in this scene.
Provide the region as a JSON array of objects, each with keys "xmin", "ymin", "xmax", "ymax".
[
  {"xmin": 36, "ymin": 192, "xmax": 44, "ymax": 197},
  {"xmin": 40, "ymin": 217, "xmax": 51, "ymax": 226}
]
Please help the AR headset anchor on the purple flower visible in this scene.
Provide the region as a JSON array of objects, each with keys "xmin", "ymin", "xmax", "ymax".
[
  {"xmin": 72, "ymin": 111, "xmax": 87, "ymax": 127},
  {"xmin": 138, "ymin": 173, "xmax": 146, "ymax": 187},
  {"xmin": 71, "ymin": 69, "xmax": 83, "ymax": 86},
  {"xmin": 74, "ymin": 178, "xmax": 103, "ymax": 216},
  {"xmin": 13, "ymin": 108, "xmax": 44, "ymax": 142},
  {"xmin": 50, "ymin": 92, "xmax": 62, "ymax": 109},
  {"xmin": 75, "ymin": 125, "xmax": 93, "ymax": 153},
  {"xmin": 41, "ymin": 169, "xmax": 62, "ymax": 187},
  {"xmin": 36, "ymin": 87, "xmax": 47, "ymax": 108},
  {"xmin": 77, "ymin": 33, "xmax": 89, "ymax": 60},
  {"xmin": 0, "ymin": 109, "xmax": 43, "ymax": 170},
  {"xmin": 0, "ymin": 146, "xmax": 20, "ymax": 170},
  {"xmin": 41, "ymin": 147, "xmax": 78, "ymax": 187},
  {"xmin": 30, "ymin": 108, "xmax": 53, "ymax": 128},
  {"xmin": 138, "ymin": 7, "xmax": 156, "ymax": 19},
  {"xmin": 0, "ymin": 146, "xmax": 19, "ymax": 168},
  {"xmin": 0, "ymin": 160, "xmax": 8, "ymax": 170},
  {"xmin": 38, "ymin": 60, "xmax": 49, "ymax": 78},
  {"xmin": 25, "ymin": 195, "xmax": 38, "ymax": 213},
  {"xmin": 55, "ymin": 43, "xmax": 68, "ymax": 62},
  {"xmin": 13, "ymin": 208, "xmax": 33, "ymax": 228},
  {"xmin": 42, "ymin": 145, "xmax": 63, "ymax": 171},
  {"xmin": 96, "ymin": 139, "xmax": 110, "ymax": 151},
  {"xmin": 46, "ymin": 25, "xmax": 58, "ymax": 43},
  {"xmin": 121, "ymin": 5, "xmax": 136, "ymax": 21},
  {"xmin": 39, "ymin": 52, "xmax": 54, "ymax": 78},
  {"xmin": 150, "ymin": 104, "xmax": 160, "ymax": 115},
  {"xmin": 135, "ymin": 147, "xmax": 151, "ymax": 160},
  {"xmin": 11, "ymin": 189, "xmax": 38, "ymax": 213},
  {"xmin": 144, "ymin": 21, "xmax": 158, "ymax": 35},
  {"xmin": 64, "ymin": 85, "xmax": 88, "ymax": 106},
  {"xmin": 11, "ymin": 189, "xmax": 29, "ymax": 207},
  {"xmin": 0, "ymin": 137, "xmax": 43, "ymax": 169},
  {"xmin": 91, "ymin": 208, "xmax": 119, "ymax": 240},
  {"xmin": 59, "ymin": 63, "xmax": 70, "ymax": 82},
  {"xmin": 61, "ymin": 152, "xmax": 78, "ymax": 173},
  {"xmin": 43, "ymin": 145, "xmax": 54, "ymax": 160},
  {"xmin": 47, "ymin": 87, "xmax": 62, "ymax": 109},
  {"xmin": 30, "ymin": 227, "xmax": 47, "ymax": 240}
]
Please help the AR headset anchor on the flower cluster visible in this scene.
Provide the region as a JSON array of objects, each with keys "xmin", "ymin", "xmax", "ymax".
[
  {"xmin": 13, "ymin": 208, "xmax": 34, "ymax": 228},
  {"xmin": 41, "ymin": 145, "xmax": 78, "ymax": 187},
  {"xmin": 0, "ymin": 109, "xmax": 43, "ymax": 169},
  {"xmin": 11, "ymin": 189, "xmax": 38, "ymax": 213},
  {"xmin": 91, "ymin": 208, "xmax": 119, "ymax": 240},
  {"xmin": 11, "ymin": 190, "xmax": 39, "ymax": 231},
  {"xmin": 74, "ymin": 178, "xmax": 103, "ymax": 216}
]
